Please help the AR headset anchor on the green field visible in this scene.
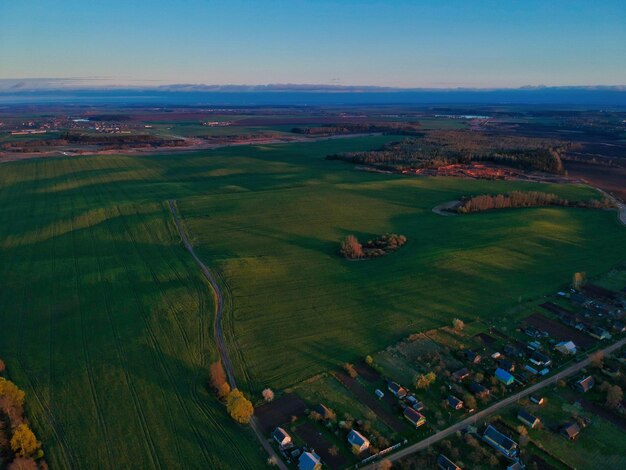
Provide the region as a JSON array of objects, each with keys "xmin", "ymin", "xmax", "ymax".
[{"xmin": 0, "ymin": 135, "xmax": 625, "ymax": 468}]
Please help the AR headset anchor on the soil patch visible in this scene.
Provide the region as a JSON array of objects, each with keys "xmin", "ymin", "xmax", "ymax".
[
  {"xmin": 334, "ymin": 372, "xmax": 407, "ymax": 434},
  {"xmin": 524, "ymin": 313, "xmax": 595, "ymax": 349},
  {"xmin": 295, "ymin": 422, "xmax": 347, "ymax": 469},
  {"xmin": 256, "ymin": 393, "xmax": 307, "ymax": 434}
]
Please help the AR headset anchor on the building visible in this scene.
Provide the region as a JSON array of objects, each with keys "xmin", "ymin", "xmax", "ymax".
[
  {"xmin": 404, "ymin": 407, "xmax": 426, "ymax": 428},
  {"xmin": 530, "ymin": 351, "xmax": 551, "ymax": 367},
  {"xmin": 437, "ymin": 453, "xmax": 461, "ymax": 470},
  {"xmin": 272, "ymin": 427, "xmax": 292, "ymax": 448},
  {"xmin": 375, "ymin": 389, "xmax": 384, "ymax": 399},
  {"xmin": 447, "ymin": 395, "xmax": 463, "ymax": 410},
  {"xmin": 517, "ymin": 408, "xmax": 540, "ymax": 429},
  {"xmin": 495, "ymin": 368, "xmax": 515, "ymax": 385},
  {"xmin": 499, "ymin": 359, "xmax": 515, "ymax": 373},
  {"xmin": 560, "ymin": 422, "xmax": 581, "ymax": 440},
  {"xmin": 555, "ymin": 341, "xmax": 577, "ymax": 355},
  {"xmin": 347, "ymin": 429, "xmax": 370, "ymax": 453},
  {"xmin": 590, "ymin": 327, "xmax": 611, "ymax": 340},
  {"xmin": 314, "ymin": 404, "xmax": 333, "ymax": 420},
  {"xmin": 388, "ymin": 381, "xmax": 407, "ymax": 398},
  {"xmin": 575, "ymin": 375, "xmax": 595, "ymax": 393},
  {"xmin": 452, "ymin": 368, "xmax": 470, "ymax": 381},
  {"xmin": 529, "ymin": 394, "xmax": 545, "ymax": 405},
  {"xmin": 483, "ymin": 425, "xmax": 519, "ymax": 458},
  {"xmin": 469, "ymin": 381, "xmax": 489, "ymax": 396},
  {"xmin": 464, "ymin": 350, "xmax": 482, "ymax": 364},
  {"xmin": 299, "ymin": 452, "xmax": 322, "ymax": 470}
]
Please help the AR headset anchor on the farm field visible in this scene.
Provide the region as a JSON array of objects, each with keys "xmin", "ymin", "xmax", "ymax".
[{"xmin": 0, "ymin": 135, "xmax": 625, "ymax": 468}]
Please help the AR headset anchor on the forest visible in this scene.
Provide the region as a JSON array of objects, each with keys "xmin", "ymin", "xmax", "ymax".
[{"xmin": 327, "ymin": 130, "xmax": 571, "ymax": 174}]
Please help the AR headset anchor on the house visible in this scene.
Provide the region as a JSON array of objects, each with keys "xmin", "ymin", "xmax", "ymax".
[
  {"xmin": 602, "ymin": 364, "xmax": 621, "ymax": 377},
  {"xmin": 347, "ymin": 429, "xmax": 370, "ymax": 453},
  {"xmin": 555, "ymin": 341, "xmax": 577, "ymax": 355},
  {"xmin": 299, "ymin": 451, "xmax": 322, "ymax": 470},
  {"xmin": 298, "ymin": 451, "xmax": 321, "ymax": 470},
  {"xmin": 495, "ymin": 368, "xmax": 515, "ymax": 385},
  {"xmin": 482, "ymin": 425, "xmax": 519, "ymax": 458},
  {"xmin": 575, "ymin": 375, "xmax": 595, "ymax": 393},
  {"xmin": 412, "ymin": 401, "xmax": 425, "ymax": 412},
  {"xmin": 464, "ymin": 350, "xmax": 481, "ymax": 364},
  {"xmin": 560, "ymin": 422, "xmax": 581, "ymax": 440},
  {"xmin": 272, "ymin": 427, "xmax": 292, "ymax": 448},
  {"xmin": 612, "ymin": 321, "xmax": 626, "ymax": 333},
  {"xmin": 530, "ymin": 351, "xmax": 551, "ymax": 367},
  {"xmin": 499, "ymin": 359, "xmax": 515, "ymax": 373},
  {"xmin": 404, "ymin": 407, "xmax": 426, "ymax": 428},
  {"xmin": 590, "ymin": 327, "xmax": 611, "ymax": 340},
  {"xmin": 314, "ymin": 404, "xmax": 333, "ymax": 420},
  {"xmin": 469, "ymin": 381, "xmax": 489, "ymax": 396},
  {"xmin": 504, "ymin": 344, "xmax": 521, "ymax": 357},
  {"xmin": 530, "ymin": 394, "xmax": 545, "ymax": 405},
  {"xmin": 437, "ymin": 453, "xmax": 461, "ymax": 470},
  {"xmin": 452, "ymin": 367, "xmax": 470, "ymax": 381},
  {"xmin": 375, "ymin": 389, "xmax": 384, "ymax": 399},
  {"xmin": 517, "ymin": 408, "xmax": 541, "ymax": 429},
  {"xmin": 447, "ymin": 395, "xmax": 463, "ymax": 410},
  {"xmin": 491, "ymin": 352, "xmax": 502, "ymax": 360},
  {"xmin": 388, "ymin": 381, "xmax": 407, "ymax": 398}
]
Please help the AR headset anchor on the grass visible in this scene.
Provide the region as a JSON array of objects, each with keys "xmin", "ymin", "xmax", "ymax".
[
  {"xmin": 500, "ymin": 390, "xmax": 626, "ymax": 469},
  {"xmin": 0, "ymin": 134, "xmax": 625, "ymax": 468}
]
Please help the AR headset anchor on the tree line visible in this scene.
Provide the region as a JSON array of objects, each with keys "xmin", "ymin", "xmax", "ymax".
[
  {"xmin": 0, "ymin": 359, "xmax": 46, "ymax": 470},
  {"xmin": 292, "ymin": 121, "xmax": 423, "ymax": 137},
  {"xmin": 457, "ymin": 191, "xmax": 614, "ymax": 213},
  {"xmin": 339, "ymin": 233, "xmax": 407, "ymax": 259},
  {"xmin": 327, "ymin": 129, "xmax": 573, "ymax": 174}
]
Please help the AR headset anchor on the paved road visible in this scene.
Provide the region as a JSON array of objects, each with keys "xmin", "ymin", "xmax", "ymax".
[
  {"xmin": 362, "ymin": 337, "xmax": 626, "ymax": 469},
  {"xmin": 168, "ymin": 200, "xmax": 288, "ymax": 470}
]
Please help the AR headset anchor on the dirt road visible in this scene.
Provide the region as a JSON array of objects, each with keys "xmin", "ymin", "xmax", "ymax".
[
  {"xmin": 168, "ymin": 200, "xmax": 288, "ymax": 470},
  {"xmin": 432, "ymin": 200, "xmax": 460, "ymax": 216},
  {"xmin": 362, "ymin": 337, "xmax": 626, "ymax": 469}
]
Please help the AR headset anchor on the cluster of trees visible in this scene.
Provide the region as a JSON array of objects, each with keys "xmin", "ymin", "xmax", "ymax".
[
  {"xmin": 292, "ymin": 122, "xmax": 422, "ymax": 137},
  {"xmin": 209, "ymin": 360, "xmax": 254, "ymax": 424},
  {"xmin": 327, "ymin": 130, "xmax": 572, "ymax": 174},
  {"xmin": 457, "ymin": 191, "xmax": 613, "ymax": 213},
  {"xmin": 0, "ymin": 361, "xmax": 45, "ymax": 469},
  {"xmin": 339, "ymin": 234, "xmax": 407, "ymax": 259},
  {"xmin": 415, "ymin": 372, "xmax": 436, "ymax": 390}
]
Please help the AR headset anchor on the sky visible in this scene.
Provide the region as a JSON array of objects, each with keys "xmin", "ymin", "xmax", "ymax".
[{"xmin": 1, "ymin": 0, "xmax": 625, "ymax": 89}]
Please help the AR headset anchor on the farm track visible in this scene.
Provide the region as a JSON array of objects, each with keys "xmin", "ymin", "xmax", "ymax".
[
  {"xmin": 168, "ymin": 199, "xmax": 289, "ymax": 470},
  {"xmin": 362, "ymin": 336, "xmax": 626, "ymax": 469}
]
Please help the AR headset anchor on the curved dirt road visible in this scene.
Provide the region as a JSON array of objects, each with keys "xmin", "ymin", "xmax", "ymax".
[
  {"xmin": 432, "ymin": 200, "xmax": 460, "ymax": 216},
  {"xmin": 168, "ymin": 200, "xmax": 288, "ymax": 470}
]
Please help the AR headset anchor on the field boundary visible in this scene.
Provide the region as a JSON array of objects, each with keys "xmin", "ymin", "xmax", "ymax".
[{"xmin": 167, "ymin": 199, "xmax": 288, "ymax": 470}]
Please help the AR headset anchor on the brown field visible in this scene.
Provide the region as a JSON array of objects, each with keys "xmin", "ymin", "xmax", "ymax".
[
  {"xmin": 255, "ymin": 393, "xmax": 307, "ymax": 433},
  {"xmin": 295, "ymin": 422, "xmax": 348, "ymax": 469},
  {"xmin": 566, "ymin": 161, "xmax": 626, "ymax": 203},
  {"xmin": 524, "ymin": 313, "xmax": 595, "ymax": 349}
]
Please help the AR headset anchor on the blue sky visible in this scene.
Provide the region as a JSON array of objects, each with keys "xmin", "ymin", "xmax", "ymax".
[{"xmin": 1, "ymin": 0, "xmax": 625, "ymax": 88}]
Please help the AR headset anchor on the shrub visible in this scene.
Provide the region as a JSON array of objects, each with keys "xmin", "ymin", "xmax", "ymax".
[
  {"xmin": 226, "ymin": 389, "xmax": 254, "ymax": 424},
  {"xmin": 343, "ymin": 363, "xmax": 358, "ymax": 378},
  {"xmin": 452, "ymin": 318, "xmax": 465, "ymax": 331},
  {"xmin": 209, "ymin": 361, "xmax": 231, "ymax": 400},
  {"xmin": 339, "ymin": 235, "xmax": 364, "ymax": 259},
  {"xmin": 0, "ymin": 359, "xmax": 5, "ymax": 374},
  {"xmin": 262, "ymin": 388, "xmax": 274, "ymax": 402},
  {"xmin": 8, "ymin": 458, "xmax": 38, "ymax": 470},
  {"xmin": 415, "ymin": 372, "xmax": 436, "ymax": 389},
  {"xmin": 365, "ymin": 355, "xmax": 374, "ymax": 366}
]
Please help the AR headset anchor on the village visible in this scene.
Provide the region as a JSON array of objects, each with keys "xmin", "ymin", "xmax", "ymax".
[{"xmin": 254, "ymin": 269, "xmax": 626, "ymax": 470}]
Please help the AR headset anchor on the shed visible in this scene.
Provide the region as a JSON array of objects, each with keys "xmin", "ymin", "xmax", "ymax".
[
  {"xmin": 447, "ymin": 395, "xmax": 463, "ymax": 410},
  {"xmin": 575, "ymin": 375, "xmax": 595, "ymax": 393},
  {"xmin": 560, "ymin": 422, "xmax": 581, "ymax": 440},
  {"xmin": 272, "ymin": 427, "xmax": 292, "ymax": 448},
  {"xmin": 437, "ymin": 453, "xmax": 461, "ymax": 470},
  {"xmin": 517, "ymin": 408, "xmax": 540, "ymax": 428},
  {"xmin": 388, "ymin": 381, "xmax": 407, "ymax": 398},
  {"xmin": 452, "ymin": 368, "xmax": 470, "ymax": 381}
]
